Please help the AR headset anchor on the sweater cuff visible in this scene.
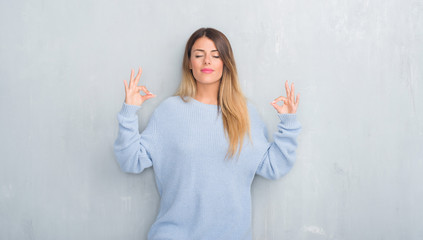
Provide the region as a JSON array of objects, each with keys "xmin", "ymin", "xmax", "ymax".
[
  {"xmin": 277, "ymin": 113, "xmax": 300, "ymax": 129},
  {"xmin": 119, "ymin": 102, "xmax": 141, "ymax": 118}
]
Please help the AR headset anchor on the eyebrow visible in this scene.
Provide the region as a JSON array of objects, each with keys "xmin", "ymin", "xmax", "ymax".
[{"xmin": 193, "ymin": 49, "xmax": 219, "ymax": 52}]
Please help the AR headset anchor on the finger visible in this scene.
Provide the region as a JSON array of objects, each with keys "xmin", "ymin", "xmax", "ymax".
[
  {"xmin": 285, "ymin": 80, "xmax": 290, "ymax": 98},
  {"xmin": 123, "ymin": 80, "xmax": 128, "ymax": 94},
  {"xmin": 272, "ymin": 96, "xmax": 288, "ymax": 104},
  {"xmin": 137, "ymin": 86, "xmax": 155, "ymax": 96},
  {"xmin": 140, "ymin": 86, "xmax": 152, "ymax": 95},
  {"xmin": 270, "ymin": 101, "xmax": 282, "ymax": 111},
  {"xmin": 136, "ymin": 86, "xmax": 147, "ymax": 95},
  {"xmin": 290, "ymin": 83, "xmax": 295, "ymax": 102},
  {"xmin": 129, "ymin": 69, "xmax": 134, "ymax": 87},
  {"xmin": 142, "ymin": 94, "xmax": 156, "ymax": 101},
  {"xmin": 134, "ymin": 67, "xmax": 142, "ymax": 85}
]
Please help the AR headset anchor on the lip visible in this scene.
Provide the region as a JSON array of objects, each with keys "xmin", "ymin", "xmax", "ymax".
[{"xmin": 201, "ymin": 68, "xmax": 214, "ymax": 73}]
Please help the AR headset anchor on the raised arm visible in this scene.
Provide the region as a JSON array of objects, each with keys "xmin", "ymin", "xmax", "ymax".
[
  {"xmin": 256, "ymin": 81, "xmax": 301, "ymax": 180},
  {"xmin": 113, "ymin": 67, "xmax": 156, "ymax": 174}
]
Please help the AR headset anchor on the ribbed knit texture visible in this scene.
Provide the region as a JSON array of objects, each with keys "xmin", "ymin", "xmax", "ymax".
[{"xmin": 113, "ymin": 96, "xmax": 301, "ymax": 240}]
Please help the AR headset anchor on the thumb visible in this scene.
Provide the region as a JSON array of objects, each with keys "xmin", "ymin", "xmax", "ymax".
[
  {"xmin": 143, "ymin": 94, "xmax": 156, "ymax": 101},
  {"xmin": 271, "ymin": 101, "xmax": 281, "ymax": 111}
]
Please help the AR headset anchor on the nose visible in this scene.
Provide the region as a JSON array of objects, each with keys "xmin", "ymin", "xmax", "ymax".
[{"xmin": 204, "ymin": 54, "xmax": 211, "ymax": 65}]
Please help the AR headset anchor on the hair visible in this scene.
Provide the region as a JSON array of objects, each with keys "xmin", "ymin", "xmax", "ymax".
[{"xmin": 175, "ymin": 27, "xmax": 251, "ymax": 159}]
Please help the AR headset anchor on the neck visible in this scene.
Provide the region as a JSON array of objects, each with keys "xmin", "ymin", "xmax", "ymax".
[{"xmin": 194, "ymin": 81, "xmax": 220, "ymax": 105}]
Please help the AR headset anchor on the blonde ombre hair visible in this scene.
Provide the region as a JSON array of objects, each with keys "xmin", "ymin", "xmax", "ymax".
[{"xmin": 176, "ymin": 28, "xmax": 251, "ymax": 159}]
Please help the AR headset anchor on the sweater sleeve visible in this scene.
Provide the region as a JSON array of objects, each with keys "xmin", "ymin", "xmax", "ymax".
[
  {"xmin": 255, "ymin": 113, "xmax": 301, "ymax": 180},
  {"xmin": 113, "ymin": 102, "xmax": 156, "ymax": 174}
]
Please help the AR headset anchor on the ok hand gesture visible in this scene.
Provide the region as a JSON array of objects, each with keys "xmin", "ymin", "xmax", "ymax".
[
  {"xmin": 271, "ymin": 80, "xmax": 300, "ymax": 114},
  {"xmin": 123, "ymin": 67, "xmax": 156, "ymax": 106}
]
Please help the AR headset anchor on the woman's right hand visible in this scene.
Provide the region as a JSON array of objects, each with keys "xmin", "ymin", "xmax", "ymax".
[{"xmin": 123, "ymin": 67, "xmax": 156, "ymax": 106}]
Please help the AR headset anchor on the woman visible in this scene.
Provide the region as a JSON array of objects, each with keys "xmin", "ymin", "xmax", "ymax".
[{"xmin": 114, "ymin": 28, "xmax": 301, "ymax": 240}]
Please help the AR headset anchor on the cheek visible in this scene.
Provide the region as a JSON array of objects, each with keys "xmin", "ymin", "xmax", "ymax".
[
  {"xmin": 217, "ymin": 61, "xmax": 224, "ymax": 73},
  {"xmin": 190, "ymin": 59, "xmax": 201, "ymax": 71},
  {"xmin": 189, "ymin": 59, "xmax": 194, "ymax": 69}
]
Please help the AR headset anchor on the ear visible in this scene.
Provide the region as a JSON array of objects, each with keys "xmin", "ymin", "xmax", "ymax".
[{"xmin": 189, "ymin": 62, "xmax": 192, "ymax": 69}]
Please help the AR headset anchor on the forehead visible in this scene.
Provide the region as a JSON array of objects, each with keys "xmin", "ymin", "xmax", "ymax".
[{"xmin": 192, "ymin": 37, "xmax": 217, "ymax": 51}]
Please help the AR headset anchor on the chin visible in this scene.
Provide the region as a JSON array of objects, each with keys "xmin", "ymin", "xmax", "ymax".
[
  {"xmin": 196, "ymin": 79, "xmax": 221, "ymax": 85},
  {"xmin": 194, "ymin": 76, "xmax": 221, "ymax": 85}
]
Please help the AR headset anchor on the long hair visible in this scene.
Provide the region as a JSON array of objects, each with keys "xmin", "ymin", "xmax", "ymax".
[{"xmin": 176, "ymin": 27, "xmax": 251, "ymax": 159}]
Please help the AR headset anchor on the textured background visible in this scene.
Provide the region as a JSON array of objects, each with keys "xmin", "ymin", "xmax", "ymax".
[{"xmin": 1, "ymin": 0, "xmax": 422, "ymax": 239}]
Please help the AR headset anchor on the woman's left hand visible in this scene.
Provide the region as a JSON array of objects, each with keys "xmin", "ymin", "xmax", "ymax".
[{"xmin": 271, "ymin": 80, "xmax": 300, "ymax": 114}]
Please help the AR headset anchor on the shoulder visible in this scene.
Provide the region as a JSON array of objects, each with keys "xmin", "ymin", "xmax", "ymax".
[
  {"xmin": 156, "ymin": 96, "xmax": 183, "ymax": 111},
  {"xmin": 162, "ymin": 95, "xmax": 186, "ymax": 105},
  {"xmin": 151, "ymin": 96, "xmax": 186, "ymax": 116}
]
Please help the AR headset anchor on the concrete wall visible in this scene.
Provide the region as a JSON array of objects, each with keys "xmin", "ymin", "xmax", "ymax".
[{"xmin": 1, "ymin": 0, "xmax": 422, "ymax": 239}]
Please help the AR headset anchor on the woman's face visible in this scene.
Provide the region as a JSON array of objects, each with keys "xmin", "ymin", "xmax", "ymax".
[{"xmin": 189, "ymin": 37, "xmax": 223, "ymax": 86}]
